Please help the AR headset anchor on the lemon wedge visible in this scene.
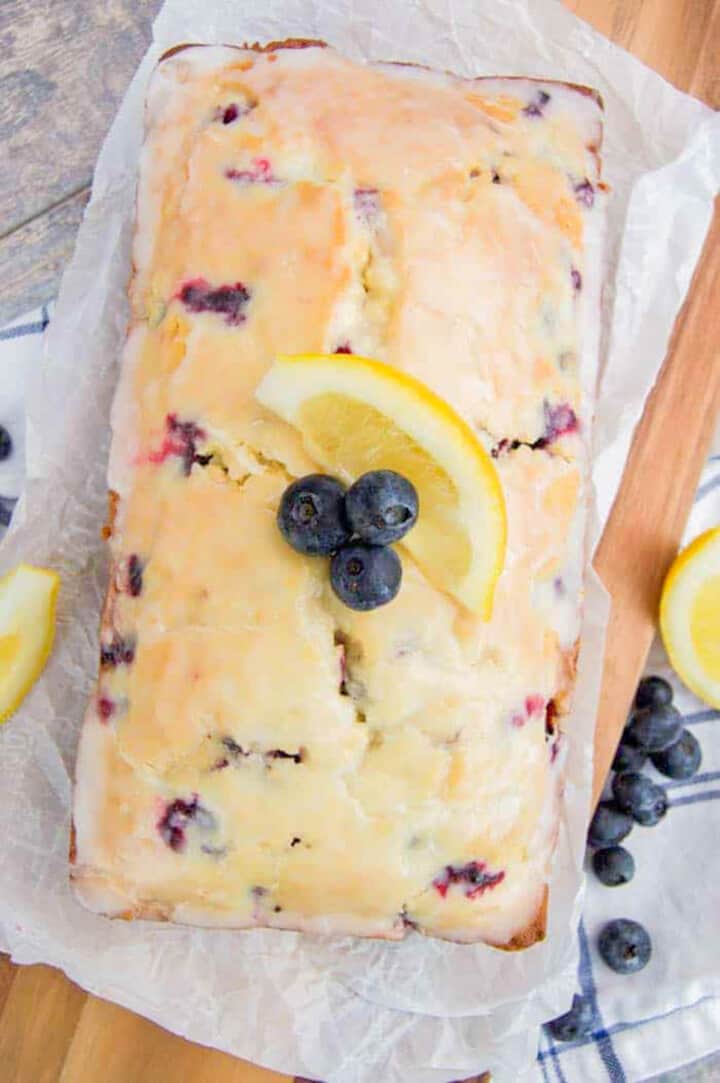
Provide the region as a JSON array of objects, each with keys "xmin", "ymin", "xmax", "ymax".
[
  {"xmin": 660, "ymin": 527, "xmax": 720, "ymax": 708},
  {"xmin": 256, "ymin": 353, "xmax": 506, "ymax": 616},
  {"xmin": 0, "ymin": 564, "xmax": 60, "ymax": 723}
]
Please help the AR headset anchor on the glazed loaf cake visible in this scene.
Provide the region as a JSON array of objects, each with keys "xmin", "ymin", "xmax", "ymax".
[{"xmin": 71, "ymin": 42, "xmax": 605, "ymax": 945}]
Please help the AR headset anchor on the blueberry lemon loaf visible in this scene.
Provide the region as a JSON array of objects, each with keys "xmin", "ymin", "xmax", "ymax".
[{"xmin": 71, "ymin": 42, "xmax": 605, "ymax": 945}]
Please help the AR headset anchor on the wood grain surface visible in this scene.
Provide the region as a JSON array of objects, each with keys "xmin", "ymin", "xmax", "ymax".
[
  {"xmin": 0, "ymin": 0, "xmax": 156, "ymax": 324},
  {"xmin": 0, "ymin": 1, "xmax": 718, "ymax": 1081}
]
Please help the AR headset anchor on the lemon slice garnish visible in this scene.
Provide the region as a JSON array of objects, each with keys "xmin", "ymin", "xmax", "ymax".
[
  {"xmin": 0, "ymin": 563, "xmax": 60, "ymax": 723},
  {"xmin": 256, "ymin": 353, "xmax": 506, "ymax": 616},
  {"xmin": 660, "ymin": 527, "xmax": 720, "ymax": 708}
]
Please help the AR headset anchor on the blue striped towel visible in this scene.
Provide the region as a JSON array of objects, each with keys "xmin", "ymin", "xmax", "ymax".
[
  {"xmin": 1, "ymin": 307, "xmax": 718, "ymax": 1083},
  {"xmin": 537, "ymin": 444, "xmax": 720, "ymax": 1080}
]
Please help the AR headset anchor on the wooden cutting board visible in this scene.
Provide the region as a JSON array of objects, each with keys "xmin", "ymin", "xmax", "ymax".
[{"xmin": 0, "ymin": 1, "xmax": 718, "ymax": 1080}]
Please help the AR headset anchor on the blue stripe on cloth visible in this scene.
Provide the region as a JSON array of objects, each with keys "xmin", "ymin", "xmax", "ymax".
[
  {"xmin": 669, "ymin": 788, "xmax": 720, "ymax": 808},
  {"xmin": 695, "ymin": 474, "xmax": 720, "ymax": 502},
  {"xmin": 544, "ymin": 1029, "xmax": 570, "ymax": 1083},
  {"xmin": 538, "ymin": 1041, "xmax": 554, "ymax": 1083},
  {"xmin": 665, "ymin": 769, "xmax": 720, "ymax": 790},
  {"xmin": 0, "ymin": 319, "xmax": 48, "ymax": 341},
  {"xmin": 539, "ymin": 1028, "xmax": 569, "ymax": 1083},
  {"xmin": 538, "ymin": 996, "xmax": 718, "ymax": 1063},
  {"xmin": 683, "ymin": 708, "xmax": 720, "ymax": 726},
  {"xmin": 538, "ymin": 922, "xmax": 624, "ymax": 1076},
  {"xmin": 577, "ymin": 920, "xmax": 627, "ymax": 1082},
  {"xmin": 538, "ymin": 923, "xmax": 633, "ymax": 1080},
  {"xmin": 548, "ymin": 1046, "xmax": 569, "ymax": 1083}
]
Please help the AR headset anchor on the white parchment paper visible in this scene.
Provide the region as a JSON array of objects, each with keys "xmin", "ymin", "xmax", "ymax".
[{"xmin": 1, "ymin": 1, "xmax": 718, "ymax": 1080}]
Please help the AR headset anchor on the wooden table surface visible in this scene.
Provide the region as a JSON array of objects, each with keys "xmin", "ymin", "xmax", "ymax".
[{"xmin": 1, "ymin": 1, "xmax": 719, "ymax": 1081}]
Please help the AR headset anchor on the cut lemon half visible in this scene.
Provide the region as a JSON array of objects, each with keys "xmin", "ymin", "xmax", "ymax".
[
  {"xmin": 0, "ymin": 564, "xmax": 60, "ymax": 723},
  {"xmin": 256, "ymin": 353, "xmax": 506, "ymax": 616},
  {"xmin": 660, "ymin": 527, "xmax": 720, "ymax": 708}
]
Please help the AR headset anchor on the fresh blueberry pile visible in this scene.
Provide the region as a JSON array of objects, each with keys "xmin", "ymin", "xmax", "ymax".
[
  {"xmin": 588, "ymin": 675, "xmax": 701, "ymax": 880},
  {"xmin": 546, "ymin": 674, "xmax": 702, "ymax": 1041},
  {"xmin": 277, "ymin": 470, "xmax": 418, "ymax": 611}
]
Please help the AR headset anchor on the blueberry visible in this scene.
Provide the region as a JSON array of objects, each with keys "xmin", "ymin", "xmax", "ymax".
[
  {"xmin": 100, "ymin": 635, "xmax": 136, "ymax": 669},
  {"xmin": 587, "ymin": 802, "xmax": 632, "ymax": 847},
  {"xmin": 523, "ymin": 90, "xmax": 552, "ymax": 120},
  {"xmin": 534, "ymin": 402, "xmax": 579, "ymax": 447},
  {"xmin": 0, "ymin": 426, "xmax": 12, "ymax": 461},
  {"xmin": 651, "ymin": 729, "xmax": 701, "ymax": 780},
  {"xmin": 278, "ymin": 475, "xmax": 349, "ymax": 555},
  {"xmin": 221, "ymin": 736, "xmax": 246, "ymax": 757},
  {"xmin": 598, "ymin": 918, "xmax": 651, "ymax": 974},
  {"xmin": 574, "ymin": 178, "xmax": 595, "ymax": 208},
  {"xmin": 127, "ymin": 554, "xmax": 144, "ymax": 597},
  {"xmin": 612, "ymin": 772, "xmax": 668, "ymax": 826},
  {"xmin": 353, "ymin": 187, "xmax": 381, "ymax": 223},
  {"xmin": 624, "ymin": 703, "xmax": 682, "ymax": 752},
  {"xmin": 546, "ymin": 994, "xmax": 593, "ymax": 1042},
  {"xmin": 612, "ymin": 740, "xmax": 647, "ymax": 774},
  {"xmin": 163, "ymin": 413, "xmax": 207, "ymax": 475},
  {"xmin": 214, "ymin": 100, "xmax": 255, "ymax": 125},
  {"xmin": 634, "ymin": 798, "xmax": 668, "ymax": 827},
  {"xmin": 635, "ymin": 675, "xmax": 673, "ymax": 710},
  {"xmin": 330, "ymin": 543, "xmax": 401, "ymax": 611},
  {"xmin": 97, "ymin": 696, "xmax": 115, "ymax": 722},
  {"xmin": 0, "ymin": 497, "xmax": 16, "ymax": 528},
  {"xmin": 592, "ymin": 846, "xmax": 635, "ymax": 887},
  {"xmin": 157, "ymin": 796, "xmax": 215, "ymax": 852},
  {"xmin": 178, "ymin": 278, "xmax": 251, "ymax": 326},
  {"xmin": 433, "ymin": 861, "xmax": 505, "ymax": 899},
  {"xmin": 345, "ymin": 470, "xmax": 419, "ymax": 545},
  {"xmin": 610, "ymin": 771, "xmax": 650, "ymax": 813},
  {"xmin": 266, "ymin": 747, "xmax": 303, "ymax": 764}
]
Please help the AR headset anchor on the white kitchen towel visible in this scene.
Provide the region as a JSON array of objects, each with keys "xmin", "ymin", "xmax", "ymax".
[{"xmin": 0, "ymin": 307, "xmax": 718, "ymax": 1083}]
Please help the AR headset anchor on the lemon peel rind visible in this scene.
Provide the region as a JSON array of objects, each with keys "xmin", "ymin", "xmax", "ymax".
[
  {"xmin": 660, "ymin": 527, "xmax": 720, "ymax": 710},
  {"xmin": 0, "ymin": 563, "xmax": 60, "ymax": 723}
]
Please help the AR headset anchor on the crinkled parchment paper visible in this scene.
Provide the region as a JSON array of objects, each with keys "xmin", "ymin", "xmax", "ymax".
[{"xmin": 0, "ymin": 1, "xmax": 718, "ymax": 1080}]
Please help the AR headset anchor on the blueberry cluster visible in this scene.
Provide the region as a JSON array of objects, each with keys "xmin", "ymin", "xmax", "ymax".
[
  {"xmin": 547, "ymin": 675, "xmax": 702, "ymax": 1042},
  {"xmin": 277, "ymin": 470, "xmax": 418, "ymax": 611},
  {"xmin": 589, "ymin": 675, "xmax": 701, "ymax": 859}
]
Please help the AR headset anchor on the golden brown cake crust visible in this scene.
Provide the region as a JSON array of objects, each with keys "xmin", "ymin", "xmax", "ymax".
[{"xmin": 159, "ymin": 38, "xmax": 328, "ymax": 64}]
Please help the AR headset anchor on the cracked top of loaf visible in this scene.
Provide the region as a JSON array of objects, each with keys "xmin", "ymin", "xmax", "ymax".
[{"xmin": 71, "ymin": 43, "xmax": 605, "ymax": 945}]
